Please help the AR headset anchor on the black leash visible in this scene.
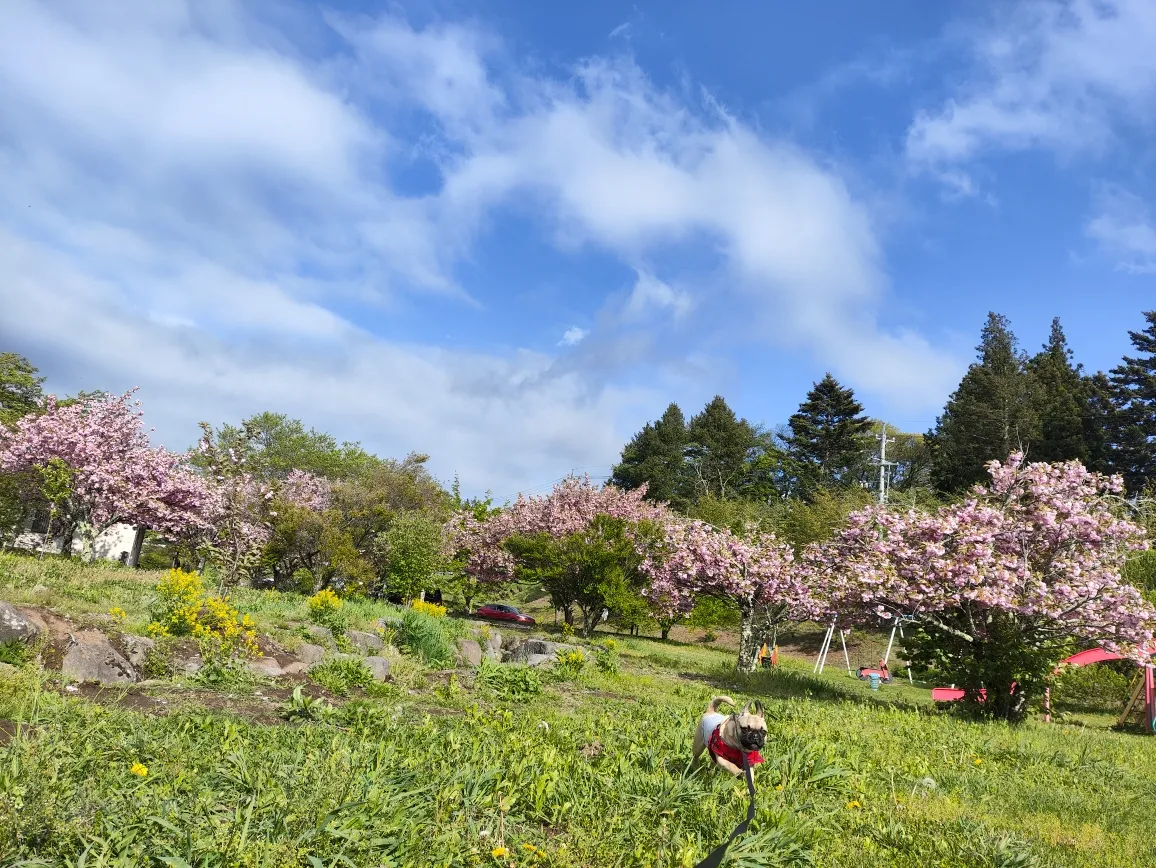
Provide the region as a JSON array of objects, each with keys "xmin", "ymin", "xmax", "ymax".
[{"xmin": 693, "ymin": 751, "xmax": 756, "ymax": 868}]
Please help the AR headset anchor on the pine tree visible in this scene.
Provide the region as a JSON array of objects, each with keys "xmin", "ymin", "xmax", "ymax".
[
  {"xmin": 1106, "ymin": 311, "xmax": 1156, "ymax": 492},
  {"xmin": 1082, "ymin": 371, "xmax": 1115, "ymax": 474},
  {"xmin": 685, "ymin": 396, "xmax": 759, "ymax": 501},
  {"xmin": 784, "ymin": 374, "xmax": 871, "ymax": 495},
  {"xmin": 1027, "ymin": 318, "xmax": 1088, "ymax": 464},
  {"xmin": 927, "ymin": 312, "xmax": 1038, "ymax": 493},
  {"xmin": 609, "ymin": 403, "xmax": 692, "ymax": 510}
]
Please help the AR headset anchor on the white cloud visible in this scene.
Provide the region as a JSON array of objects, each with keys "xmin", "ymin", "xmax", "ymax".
[
  {"xmin": 0, "ymin": 1, "xmax": 963, "ymax": 495},
  {"xmin": 1085, "ymin": 186, "xmax": 1156, "ymax": 273},
  {"xmin": 559, "ymin": 327, "xmax": 589, "ymax": 346},
  {"xmin": 907, "ymin": 0, "xmax": 1156, "ymax": 174}
]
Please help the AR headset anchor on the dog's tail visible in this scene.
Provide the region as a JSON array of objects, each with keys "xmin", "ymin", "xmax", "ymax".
[{"xmin": 707, "ymin": 695, "xmax": 735, "ymax": 713}]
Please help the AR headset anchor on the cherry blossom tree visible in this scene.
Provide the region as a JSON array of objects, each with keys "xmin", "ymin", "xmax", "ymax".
[
  {"xmin": 803, "ymin": 454, "xmax": 1156, "ymax": 720},
  {"xmin": 641, "ymin": 518, "xmax": 816, "ymax": 670},
  {"xmin": 446, "ymin": 475, "xmax": 670, "ymax": 626},
  {"xmin": 0, "ymin": 390, "xmax": 215, "ymax": 561}
]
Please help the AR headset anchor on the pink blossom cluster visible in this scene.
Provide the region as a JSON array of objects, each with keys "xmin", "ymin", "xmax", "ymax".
[
  {"xmin": 278, "ymin": 469, "xmax": 333, "ymax": 513},
  {"xmin": 640, "ymin": 518, "xmax": 816, "ymax": 621},
  {"xmin": 803, "ymin": 454, "xmax": 1156, "ymax": 662},
  {"xmin": 0, "ymin": 390, "xmax": 216, "ymax": 542},
  {"xmin": 446, "ymin": 475, "xmax": 668, "ymax": 584}
]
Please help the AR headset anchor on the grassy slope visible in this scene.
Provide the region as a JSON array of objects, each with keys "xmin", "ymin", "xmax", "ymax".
[{"xmin": 0, "ymin": 553, "xmax": 1153, "ymax": 868}]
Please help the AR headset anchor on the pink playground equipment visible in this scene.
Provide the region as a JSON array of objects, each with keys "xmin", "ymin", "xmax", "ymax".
[{"xmin": 932, "ymin": 647, "xmax": 1156, "ymax": 733}]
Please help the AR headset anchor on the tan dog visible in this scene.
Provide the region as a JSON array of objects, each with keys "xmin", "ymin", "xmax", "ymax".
[{"xmin": 692, "ymin": 696, "xmax": 767, "ymax": 776}]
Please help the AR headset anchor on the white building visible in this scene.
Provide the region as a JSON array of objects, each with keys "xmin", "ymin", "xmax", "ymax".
[{"xmin": 11, "ymin": 512, "xmax": 146, "ymax": 565}]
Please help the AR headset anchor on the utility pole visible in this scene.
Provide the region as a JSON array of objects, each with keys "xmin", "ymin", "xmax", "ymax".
[{"xmin": 876, "ymin": 424, "xmax": 896, "ymax": 505}]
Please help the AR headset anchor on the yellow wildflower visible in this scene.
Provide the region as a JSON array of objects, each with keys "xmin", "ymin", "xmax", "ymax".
[
  {"xmin": 775, "ymin": 784, "xmax": 784, "ymax": 791},
  {"xmin": 109, "ymin": 606, "xmax": 127, "ymax": 621},
  {"xmin": 491, "ymin": 846, "xmax": 508, "ymax": 858},
  {"xmin": 846, "ymin": 800, "xmax": 862, "ymax": 809},
  {"xmin": 130, "ymin": 762, "xmax": 148, "ymax": 777},
  {"xmin": 974, "ymin": 758, "xmax": 983, "ymax": 766}
]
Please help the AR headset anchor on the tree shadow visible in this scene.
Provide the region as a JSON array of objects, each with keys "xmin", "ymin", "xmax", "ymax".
[{"xmin": 677, "ymin": 667, "xmax": 929, "ymax": 714}]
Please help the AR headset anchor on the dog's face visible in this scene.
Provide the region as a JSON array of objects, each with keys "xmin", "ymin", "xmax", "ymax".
[{"xmin": 731, "ymin": 701, "xmax": 767, "ymax": 752}]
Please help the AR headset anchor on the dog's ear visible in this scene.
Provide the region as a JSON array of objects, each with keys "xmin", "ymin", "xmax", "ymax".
[
  {"xmin": 739, "ymin": 701, "xmax": 751, "ymax": 715},
  {"xmin": 753, "ymin": 700, "xmax": 765, "ymax": 717}
]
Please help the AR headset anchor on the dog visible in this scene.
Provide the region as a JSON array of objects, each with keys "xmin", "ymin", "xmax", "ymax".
[{"xmin": 692, "ymin": 696, "xmax": 767, "ymax": 777}]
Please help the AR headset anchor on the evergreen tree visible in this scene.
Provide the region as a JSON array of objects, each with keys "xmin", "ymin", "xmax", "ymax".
[
  {"xmin": 609, "ymin": 403, "xmax": 692, "ymax": 510},
  {"xmin": 1082, "ymin": 371, "xmax": 1115, "ymax": 474},
  {"xmin": 1027, "ymin": 318, "xmax": 1088, "ymax": 464},
  {"xmin": 685, "ymin": 396, "xmax": 759, "ymax": 501},
  {"xmin": 1106, "ymin": 311, "xmax": 1156, "ymax": 492},
  {"xmin": 927, "ymin": 312, "xmax": 1038, "ymax": 493},
  {"xmin": 784, "ymin": 373, "xmax": 871, "ymax": 495}
]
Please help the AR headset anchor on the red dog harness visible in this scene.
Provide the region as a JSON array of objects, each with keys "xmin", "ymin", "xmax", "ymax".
[{"xmin": 707, "ymin": 724, "xmax": 764, "ymax": 767}]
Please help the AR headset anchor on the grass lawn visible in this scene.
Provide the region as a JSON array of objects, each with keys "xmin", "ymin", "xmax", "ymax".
[{"xmin": 0, "ymin": 552, "xmax": 1152, "ymax": 867}]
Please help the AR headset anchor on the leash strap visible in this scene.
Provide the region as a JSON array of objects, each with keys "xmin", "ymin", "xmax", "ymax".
[{"xmin": 693, "ymin": 752, "xmax": 756, "ymax": 868}]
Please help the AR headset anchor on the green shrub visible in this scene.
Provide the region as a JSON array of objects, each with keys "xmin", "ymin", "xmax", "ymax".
[
  {"xmin": 594, "ymin": 642, "xmax": 620, "ymax": 674},
  {"xmin": 309, "ymin": 656, "xmax": 374, "ymax": 696},
  {"xmin": 1051, "ymin": 662, "xmax": 1134, "ymax": 713},
  {"xmin": 0, "ymin": 641, "xmax": 33, "ymax": 668},
  {"xmin": 554, "ymin": 648, "xmax": 586, "ymax": 677},
  {"xmin": 307, "ymin": 588, "xmax": 348, "ymax": 635},
  {"xmin": 475, "ymin": 658, "xmax": 542, "ymax": 699},
  {"xmin": 398, "ymin": 606, "xmax": 455, "ymax": 666}
]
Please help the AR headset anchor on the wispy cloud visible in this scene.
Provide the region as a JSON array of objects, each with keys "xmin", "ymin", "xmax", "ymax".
[
  {"xmin": 0, "ymin": 0, "xmax": 962, "ymax": 495},
  {"xmin": 906, "ymin": 0, "xmax": 1156, "ymax": 180},
  {"xmin": 559, "ymin": 327, "xmax": 589, "ymax": 346},
  {"xmin": 1085, "ymin": 186, "xmax": 1156, "ymax": 273}
]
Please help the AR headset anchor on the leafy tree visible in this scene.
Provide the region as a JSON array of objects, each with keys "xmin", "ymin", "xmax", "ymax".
[
  {"xmin": 1106, "ymin": 311, "xmax": 1156, "ymax": 492},
  {"xmin": 927, "ymin": 313, "xmax": 1038, "ymax": 493},
  {"xmin": 784, "ymin": 374, "xmax": 872, "ymax": 496},
  {"xmin": 610, "ymin": 403, "xmax": 692, "ymax": 510},
  {"xmin": 685, "ymin": 396, "xmax": 760, "ymax": 501},
  {"xmin": 374, "ymin": 511, "xmax": 447, "ymax": 601},
  {"xmin": 0, "ymin": 352, "xmax": 44, "ymax": 428},
  {"xmin": 1027, "ymin": 318, "xmax": 1089, "ymax": 464},
  {"xmin": 201, "ymin": 412, "xmax": 376, "ymax": 482},
  {"xmin": 806, "ymin": 454, "xmax": 1156, "ymax": 722},
  {"xmin": 505, "ymin": 516, "xmax": 645, "ymax": 636}
]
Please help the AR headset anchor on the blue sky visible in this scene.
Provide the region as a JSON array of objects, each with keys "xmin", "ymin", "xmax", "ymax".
[{"xmin": 2, "ymin": 0, "xmax": 1155, "ymax": 499}]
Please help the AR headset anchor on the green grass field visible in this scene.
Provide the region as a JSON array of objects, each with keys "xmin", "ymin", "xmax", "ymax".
[{"xmin": 0, "ymin": 552, "xmax": 1153, "ymax": 867}]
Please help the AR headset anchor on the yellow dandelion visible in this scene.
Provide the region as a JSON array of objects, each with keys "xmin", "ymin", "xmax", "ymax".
[
  {"xmin": 974, "ymin": 758, "xmax": 983, "ymax": 766},
  {"xmin": 775, "ymin": 784, "xmax": 784, "ymax": 791},
  {"xmin": 522, "ymin": 844, "xmax": 536, "ymax": 851},
  {"xmin": 491, "ymin": 846, "xmax": 508, "ymax": 858},
  {"xmin": 845, "ymin": 800, "xmax": 862, "ymax": 809},
  {"xmin": 130, "ymin": 762, "xmax": 148, "ymax": 777},
  {"xmin": 109, "ymin": 606, "xmax": 127, "ymax": 620}
]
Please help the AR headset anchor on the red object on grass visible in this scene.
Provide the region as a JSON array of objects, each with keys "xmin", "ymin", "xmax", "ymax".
[
  {"xmin": 707, "ymin": 725, "xmax": 764, "ymax": 768},
  {"xmin": 474, "ymin": 604, "xmax": 535, "ymax": 625}
]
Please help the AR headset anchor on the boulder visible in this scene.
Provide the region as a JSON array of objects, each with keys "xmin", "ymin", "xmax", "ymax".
[
  {"xmin": 305, "ymin": 625, "xmax": 334, "ymax": 645},
  {"xmin": 61, "ymin": 631, "xmax": 136, "ymax": 684},
  {"xmin": 506, "ymin": 639, "xmax": 576, "ymax": 664},
  {"xmin": 525, "ymin": 653, "xmax": 552, "ymax": 668},
  {"xmin": 246, "ymin": 657, "xmax": 284, "ymax": 678},
  {"xmin": 485, "ymin": 645, "xmax": 502, "ymax": 662},
  {"xmin": 281, "ymin": 661, "xmax": 308, "ymax": 676},
  {"xmin": 486, "ymin": 630, "xmax": 502, "ymax": 653},
  {"xmin": 171, "ymin": 651, "xmax": 203, "ymax": 675},
  {"xmin": 0, "ymin": 602, "xmax": 39, "ymax": 644},
  {"xmin": 121, "ymin": 635, "xmax": 155, "ymax": 669},
  {"xmin": 363, "ymin": 656, "xmax": 391, "ymax": 681},
  {"xmin": 347, "ymin": 630, "xmax": 383, "ymax": 654},
  {"xmin": 456, "ymin": 639, "xmax": 483, "ymax": 668},
  {"xmin": 295, "ymin": 642, "xmax": 326, "ymax": 665}
]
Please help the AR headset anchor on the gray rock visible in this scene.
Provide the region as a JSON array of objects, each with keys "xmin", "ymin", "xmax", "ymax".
[
  {"xmin": 525, "ymin": 653, "xmax": 552, "ymax": 667},
  {"xmin": 172, "ymin": 652, "xmax": 203, "ymax": 675},
  {"xmin": 506, "ymin": 639, "xmax": 576, "ymax": 664},
  {"xmin": 457, "ymin": 639, "xmax": 483, "ymax": 667},
  {"xmin": 295, "ymin": 642, "xmax": 326, "ymax": 665},
  {"xmin": 485, "ymin": 645, "xmax": 502, "ymax": 662},
  {"xmin": 30, "ymin": 584, "xmax": 50, "ymax": 595},
  {"xmin": 0, "ymin": 602, "xmax": 39, "ymax": 644},
  {"xmin": 281, "ymin": 661, "xmax": 308, "ymax": 676},
  {"xmin": 122, "ymin": 635, "xmax": 155, "ymax": 669},
  {"xmin": 61, "ymin": 631, "xmax": 136, "ymax": 684},
  {"xmin": 0, "ymin": 662, "xmax": 17, "ymax": 677},
  {"xmin": 363, "ymin": 655, "xmax": 391, "ymax": 681},
  {"xmin": 486, "ymin": 630, "xmax": 502, "ymax": 652},
  {"xmin": 347, "ymin": 630, "xmax": 383, "ymax": 654},
  {"xmin": 246, "ymin": 657, "xmax": 283, "ymax": 678},
  {"xmin": 305, "ymin": 625, "xmax": 334, "ymax": 645}
]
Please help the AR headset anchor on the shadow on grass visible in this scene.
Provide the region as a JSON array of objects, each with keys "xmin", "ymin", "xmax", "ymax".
[{"xmin": 678, "ymin": 665, "xmax": 933, "ymax": 715}]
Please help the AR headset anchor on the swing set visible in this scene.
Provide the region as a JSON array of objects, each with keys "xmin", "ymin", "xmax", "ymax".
[{"xmin": 811, "ymin": 615, "xmax": 915, "ymax": 685}]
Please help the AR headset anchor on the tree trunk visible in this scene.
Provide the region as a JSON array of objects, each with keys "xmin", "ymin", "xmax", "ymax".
[
  {"xmin": 736, "ymin": 602, "xmax": 758, "ymax": 672},
  {"xmin": 57, "ymin": 520, "xmax": 76, "ymax": 558},
  {"xmin": 660, "ymin": 620, "xmax": 672, "ymax": 641},
  {"xmin": 128, "ymin": 527, "xmax": 146, "ymax": 567}
]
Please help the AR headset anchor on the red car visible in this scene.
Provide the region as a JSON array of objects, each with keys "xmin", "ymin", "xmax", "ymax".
[{"xmin": 475, "ymin": 604, "xmax": 535, "ymax": 625}]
